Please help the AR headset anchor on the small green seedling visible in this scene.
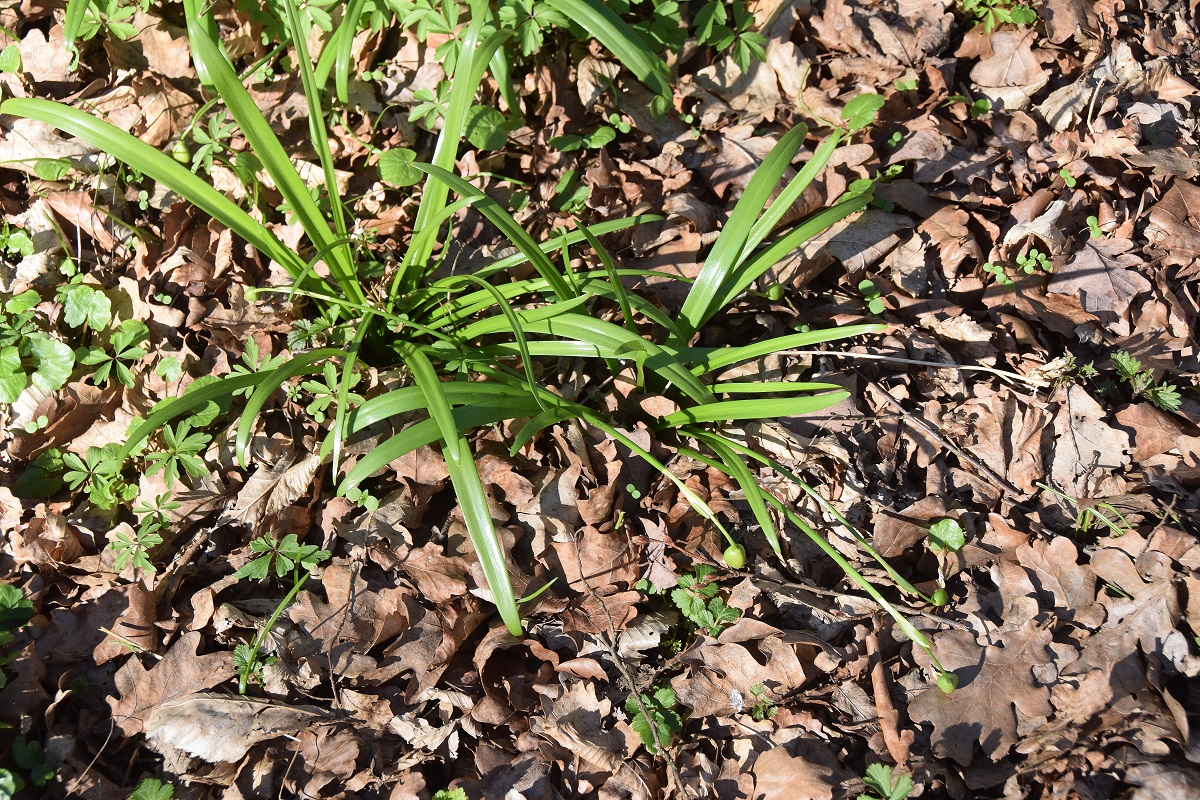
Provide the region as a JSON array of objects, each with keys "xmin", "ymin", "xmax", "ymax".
[
  {"xmin": 961, "ymin": 0, "xmax": 1038, "ymax": 32},
  {"xmin": 747, "ymin": 684, "xmax": 777, "ymax": 721},
  {"xmin": 927, "ymin": 518, "xmax": 965, "ymax": 552},
  {"xmin": 858, "ymin": 279, "xmax": 885, "ymax": 315},
  {"xmin": 946, "ymin": 94, "xmax": 991, "ymax": 118},
  {"xmin": 233, "ymin": 533, "xmax": 331, "ymax": 693},
  {"xmin": 1058, "ymin": 168, "xmax": 1077, "ymax": 188},
  {"xmin": 626, "ymin": 685, "xmax": 682, "ymax": 754},
  {"xmin": 858, "ymin": 763, "xmax": 913, "ymax": 800},
  {"xmin": 1086, "ymin": 215, "xmax": 1103, "ymax": 239},
  {"xmin": 887, "ymin": 131, "xmax": 902, "ymax": 147},
  {"xmin": 431, "ymin": 790, "xmax": 466, "ymax": 800},
  {"xmin": 130, "ymin": 777, "xmax": 175, "ymax": 800},
  {"xmin": 1111, "ymin": 351, "xmax": 1182, "ymax": 412},
  {"xmin": 842, "ymin": 94, "xmax": 886, "ymax": 133},
  {"xmin": 894, "ymin": 78, "xmax": 917, "ymax": 92},
  {"xmin": 1015, "ymin": 248, "xmax": 1052, "ymax": 275},
  {"xmin": 671, "ymin": 563, "xmax": 739, "ymax": 636},
  {"xmin": 11, "ymin": 736, "xmax": 53, "ymax": 788}
]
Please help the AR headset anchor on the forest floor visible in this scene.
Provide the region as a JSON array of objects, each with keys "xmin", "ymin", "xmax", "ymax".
[{"xmin": 2, "ymin": 0, "xmax": 1200, "ymax": 798}]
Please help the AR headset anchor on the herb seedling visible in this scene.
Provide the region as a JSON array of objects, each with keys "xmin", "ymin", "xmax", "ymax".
[
  {"xmin": 232, "ymin": 533, "xmax": 331, "ymax": 693},
  {"xmin": 1058, "ymin": 168, "xmax": 1077, "ymax": 188},
  {"xmin": 671, "ymin": 563, "xmax": 739, "ymax": 636},
  {"xmin": 858, "ymin": 763, "xmax": 913, "ymax": 800},
  {"xmin": 859, "ymin": 279, "xmax": 886, "ymax": 314},
  {"xmin": 144, "ymin": 421, "xmax": 212, "ymax": 490},
  {"xmin": 1086, "ymin": 215, "xmax": 1104, "ymax": 239},
  {"xmin": 747, "ymin": 684, "xmax": 777, "ymax": 721},
  {"xmin": 961, "ymin": 0, "xmax": 1038, "ymax": 32},
  {"xmin": 130, "ymin": 777, "xmax": 176, "ymax": 800},
  {"xmin": 626, "ymin": 685, "xmax": 682, "ymax": 755},
  {"xmin": 1111, "ymin": 351, "xmax": 1182, "ymax": 412}
]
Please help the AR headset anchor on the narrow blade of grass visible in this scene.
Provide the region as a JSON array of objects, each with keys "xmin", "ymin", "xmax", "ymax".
[
  {"xmin": 0, "ymin": 98, "xmax": 316, "ymax": 288},
  {"xmin": 685, "ymin": 322, "xmax": 885, "ymax": 376},
  {"xmin": 235, "ymin": 349, "xmax": 350, "ymax": 467},
  {"xmin": 185, "ymin": 18, "xmax": 362, "ymax": 303},
  {"xmin": 413, "ymin": 164, "xmax": 574, "ymax": 301},
  {"xmin": 543, "ymin": 0, "xmax": 671, "ymax": 101},
  {"xmin": 677, "ymin": 123, "xmax": 809, "ymax": 339},
  {"xmin": 657, "ymin": 392, "xmax": 849, "ymax": 428},
  {"xmin": 396, "ymin": 345, "xmax": 525, "ymax": 635}
]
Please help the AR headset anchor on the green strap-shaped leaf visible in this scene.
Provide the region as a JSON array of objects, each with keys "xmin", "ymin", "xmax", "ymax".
[
  {"xmin": 236, "ymin": 349, "xmax": 349, "ymax": 468},
  {"xmin": 185, "ymin": 17, "xmax": 363, "ymax": 304},
  {"xmin": 398, "ymin": 344, "xmax": 524, "ymax": 635},
  {"xmin": 543, "ymin": 0, "xmax": 671, "ymax": 100},
  {"xmin": 656, "ymin": 392, "xmax": 849, "ymax": 428},
  {"xmin": 0, "ymin": 98, "xmax": 314, "ymax": 287},
  {"xmin": 677, "ymin": 124, "xmax": 809, "ymax": 339}
]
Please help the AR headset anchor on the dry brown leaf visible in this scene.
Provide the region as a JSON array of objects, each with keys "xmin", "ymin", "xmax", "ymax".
[
  {"xmin": 145, "ymin": 693, "xmax": 325, "ymax": 764},
  {"xmin": 872, "ymin": 496, "xmax": 949, "ymax": 558},
  {"xmin": 969, "ymin": 28, "xmax": 1049, "ymax": 109},
  {"xmin": 1065, "ymin": 548, "xmax": 1183, "ymax": 677},
  {"xmin": 529, "ymin": 681, "xmax": 624, "ymax": 774},
  {"xmin": 109, "ymin": 632, "xmax": 235, "ymax": 737},
  {"xmin": 399, "ymin": 542, "xmax": 469, "ymax": 604},
  {"xmin": 1144, "ymin": 179, "xmax": 1200, "ymax": 275},
  {"xmin": 910, "ymin": 619, "xmax": 1054, "ymax": 766},
  {"xmin": 290, "ymin": 563, "xmax": 410, "ymax": 653},
  {"xmin": 671, "ymin": 624, "xmax": 813, "ymax": 717},
  {"xmin": 750, "ymin": 744, "xmax": 835, "ymax": 800},
  {"xmin": 1115, "ymin": 402, "xmax": 1200, "ymax": 462},
  {"xmin": 1048, "ymin": 385, "xmax": 1130, "ymax": 498},
  {"xmin": 1047, "ymin": 238, "xmax": 1152, "ymax": 334}
]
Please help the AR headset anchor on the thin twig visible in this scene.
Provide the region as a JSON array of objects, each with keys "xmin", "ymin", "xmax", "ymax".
[
  {"xmin": 865, "ymin": 379, "xmax": 1025, "ymax": 497},
  {"xmin": 779, "ymin": 350, "xmax": 1052, "ymax": 389}
]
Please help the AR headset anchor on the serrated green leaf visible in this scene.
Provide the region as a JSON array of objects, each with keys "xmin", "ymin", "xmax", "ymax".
[
  {"xmin": 130, "ymin": 777, "xmax": 175, "ymax": 800},
  {"xmin": 61, "ymin": 284, "xmax": 112, "ymax": 329},
  {"xmin": 842, "ymin": 93, "xmax": 885, "ymax": 132}
]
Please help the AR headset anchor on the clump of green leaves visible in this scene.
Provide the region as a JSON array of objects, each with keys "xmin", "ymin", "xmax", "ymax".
[
  {"xmin": 63, "ymin": 444, "xmax": 137, "ymax": 509},
  {"xmin": 625, "ymin": 685, "xmax": 682, "ymax": 754},
  {"xmin": 946, "ymin": 93, "xmax": 991, "ymax": 119},
  {"xmin": 107, "ymin": 493, "xmax": 179, "ymax": 574},
  {"xmin": 858, "ymin": 763, "xmax": 913, "ymax": 800},
  {"xmin": 431, "ymin": 788, "xmax": 466, "ymax": 800},
  {"xmin": 961, "ymin": 0, "xmax": 1037, "ymax": 32},
  {"xmin": 1, "ymin": 584, "xmax": 35, "ymax": 690},
  {"xmin": 0, "ymin": 290, "xmax": 74, "ymax": 405},
  {"xmin": 144, "ymin": 422, "xmax": 212, "ymax": 490},
  {"xmin": 671, "ymin": 563, "xmax": 738, "ymax": 637},
  {"xmin": 692, "ymin": 0, "xmax": 766, "ymax": 72},
  {"xmin": 1111, "ymin": 351, "xmax": 1182, "ymax": 412}
]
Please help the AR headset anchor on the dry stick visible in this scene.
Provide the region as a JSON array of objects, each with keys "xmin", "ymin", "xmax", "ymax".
[
  {"xmin": 866, "ymin": 626, "xmax": 912, "ymax": 771},
  {"xmin": 566, "ymin": 535, "xmax": 696, "ymax": 800},
  {"xmin": 864, "ymin": 379, "xmax": 1025, "ymax": 498},
  {"xmin": 780, "ymin": 350, "xmax": 1052, "ymax": 389}
]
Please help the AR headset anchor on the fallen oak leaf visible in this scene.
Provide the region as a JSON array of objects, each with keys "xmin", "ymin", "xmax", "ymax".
[
  {"xmin": 909, "ymin": 618, "xmax": 1054, "ymax": 766},
  {"xmin": 108, "ymin": 632, "xmax": 235, "ymax": 737}
]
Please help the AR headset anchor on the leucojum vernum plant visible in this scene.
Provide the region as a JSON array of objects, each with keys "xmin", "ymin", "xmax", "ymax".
[{"xmin": 2, "ymin": 0, "xmax": 959, "ymax": 693}]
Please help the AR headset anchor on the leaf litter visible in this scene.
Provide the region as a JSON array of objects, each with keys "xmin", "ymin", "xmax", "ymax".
[{"xmin": 1, "ymin": 0, "xmax": 1200, "ymax": 798}]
